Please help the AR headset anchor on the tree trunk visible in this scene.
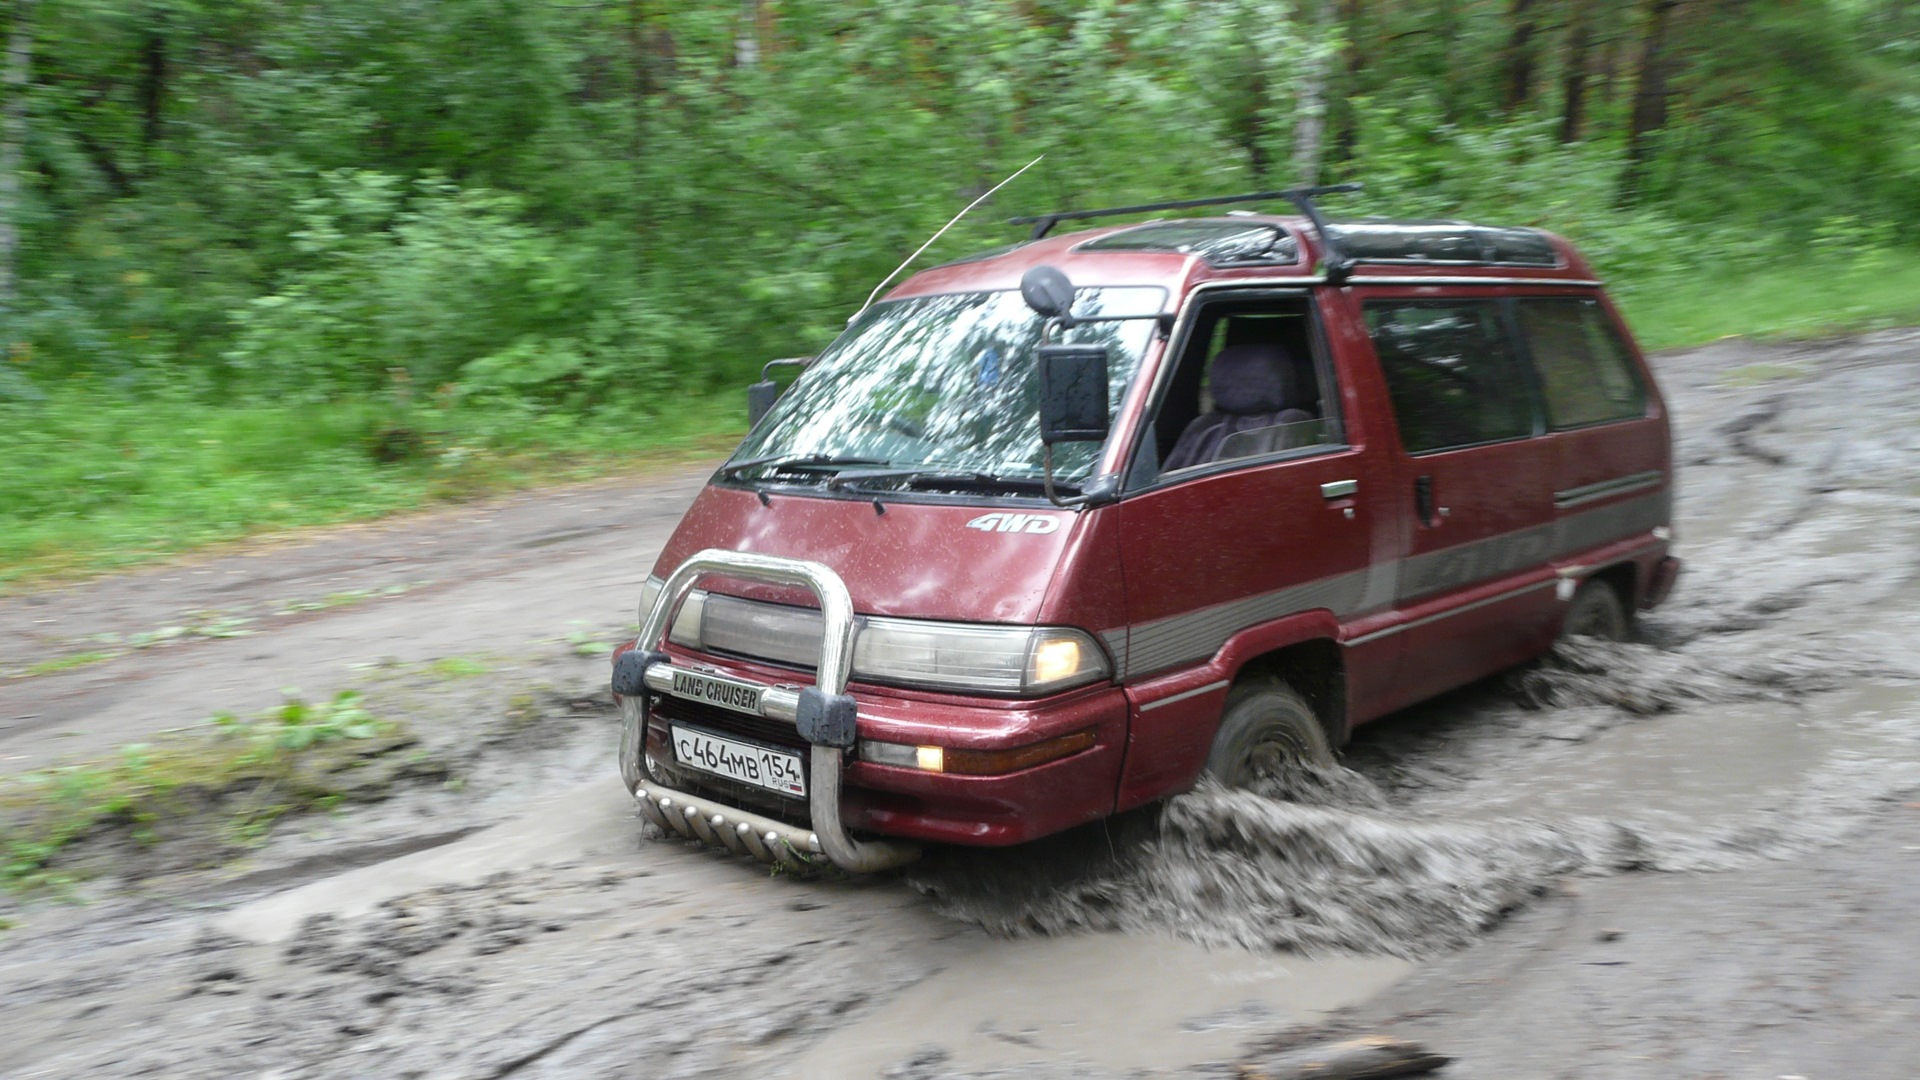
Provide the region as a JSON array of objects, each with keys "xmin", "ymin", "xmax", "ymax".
[
  {"xmin": 1499, "ymin": 0, "xmax": 1540, "ymax": 112},
  {"xmin": 1558, "ymin": 1, "xmax": 1592, "ymax": 141},
  {"xmin": 1291, "ymin": 0, "xmax": 1336, "ymax": 186},
  {"xmin": 1434, "ymin": 0, "xmax": 1464, "ymax": 124},
  {"xmin": 1329, "ymin": 0, "xmax": 1366, "ymax": 168},
  {"xmin": 1621, "ymin": 0, "xmax": 1681, "ymax": 203},
  {"xmin": 0, "ymin": 0, "xmax": 34, "ymax": 320},
  {"xmin": 733, "ymin": 0, "xmax": 760, "ymax": 68},
  {"xmin": 139, "ymin": 18, "xmax": 167, "ymax": 153}
]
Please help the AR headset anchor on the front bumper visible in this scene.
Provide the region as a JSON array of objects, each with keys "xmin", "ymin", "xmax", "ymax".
[
  {"xmin": 633, "ymin": 661, "xmax": 1126, "ymax": 846},
  {"xmin": 618, "ymin": 548, "xmax": 921, "ymax": 873}
]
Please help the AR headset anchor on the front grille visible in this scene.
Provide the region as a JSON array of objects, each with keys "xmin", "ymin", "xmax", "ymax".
[
  {"xmin": 652, "ymin": 694, "xmax": 806, "ymax": 751},
  {"xmin": 648, "ymin": 693, "xmax": 813, "ymax": 826}
]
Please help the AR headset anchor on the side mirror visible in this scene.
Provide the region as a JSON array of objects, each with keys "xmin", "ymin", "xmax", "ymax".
[
  {"xmin": 1037, "ymin": 344, "xmax": 1110, "ymax": 444},
  {"xmin": 1020, "ymin": 265, "xmax": 1076, "ymax": 322},
  {"xmin": 747, "ymin": 357, "xmax": 811, "ymax": 427},
  {"xmin": 747, "ymin": 380, "xmax": 781, "ymax": 427}
]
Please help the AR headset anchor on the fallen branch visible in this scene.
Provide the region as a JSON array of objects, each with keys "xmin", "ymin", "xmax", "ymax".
[{"xmin": 1237, "ymin": 1035, "xmax": 1449, "ymax": 1080}]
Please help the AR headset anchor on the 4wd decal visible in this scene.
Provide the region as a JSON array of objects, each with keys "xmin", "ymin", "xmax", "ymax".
[{"xmin": 965, "ymin": 512, "xmax": 1062, "ymax": 535}]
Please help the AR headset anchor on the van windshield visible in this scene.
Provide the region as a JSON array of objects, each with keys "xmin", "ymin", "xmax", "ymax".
[{"xmin": 729, "ymin": 287, "xmax": 1163, "ymax": 488}]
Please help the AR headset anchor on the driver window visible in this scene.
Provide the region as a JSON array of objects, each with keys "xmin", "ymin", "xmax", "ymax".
[{"xmin": 1145, "ymin": 297, "xmax": 1338, "ymax": 479}]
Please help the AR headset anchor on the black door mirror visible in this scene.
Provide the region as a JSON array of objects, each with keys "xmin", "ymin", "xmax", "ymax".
[
  {"xmin": 1037, "ymin": 344, "xmax": 1110, "ymax": 444},
  {"xmin": 747, "ymin": 380, "xmax": 782, "ymax": 427},
  {"xmin": 747, "ymin": 357, "xmax": 810, "ymax": 427},
  {"xmin": 1020, "ymin": 265, "xmax": 1076, "ymax": 322}
]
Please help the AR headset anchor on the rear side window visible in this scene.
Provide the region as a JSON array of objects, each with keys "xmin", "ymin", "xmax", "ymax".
[
  {"xmin": 1516, "ymin": 299, "xmax": 1647, "ymax": 429},
  {"xmin": 1365, "ymin": 300, "xmax": 1536, "ymax": 453}
]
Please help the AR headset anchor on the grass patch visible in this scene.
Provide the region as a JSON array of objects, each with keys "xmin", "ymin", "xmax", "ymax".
[
  {"xmin": 5, "ymin": 251, "xmax": 1917, "ymax": 593},
  {"xmin": 0, "ymin": 691, "xmax": 442, "ymax": 893},
  {"xmin": 427, "ymin": 655, "xmax": 492, "ymax": 679},
  {"xmin": 278, "ymin": 583, "xmax": 414, "ymax": 615},
  {"xmin": 1618, "ymin": 250, "xmax": 1920, "ymax": 352},
  {"xmin": 0, "ymin": 391, "xmax": 744, "ymax": 592},
  {"xmin": 20, "ymin": 651, "xmax": 114, "ymax": 678},
  {"xmin": 1719, "ymin": 362, "xmax": 1808, "ymax": 388}
]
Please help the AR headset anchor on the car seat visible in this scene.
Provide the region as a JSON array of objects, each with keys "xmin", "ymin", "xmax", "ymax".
[{"xmin": 1162, "ymin": 343, "xmax": 1317, "ymax": 471}]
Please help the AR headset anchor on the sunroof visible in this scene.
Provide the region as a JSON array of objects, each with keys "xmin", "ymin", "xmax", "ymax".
[
  {"xmin": 1325, "ymin": 221, "xmax": 1560, "ymax": 267},
  {"xmin": 1078, "ymin": 220, "xmax": 1300, "ymax": 265}
]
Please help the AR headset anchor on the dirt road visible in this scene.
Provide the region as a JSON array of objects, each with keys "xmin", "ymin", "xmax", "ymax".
[{"xmin": 3, "ymin": 329, "xmax": 1918, "ymax": 1078}]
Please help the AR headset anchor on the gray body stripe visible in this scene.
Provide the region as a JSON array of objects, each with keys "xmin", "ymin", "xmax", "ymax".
[
  {"xmin": 1124, "ymin": 569, "xmax": 1371, "ymax": 680},
  {"xmin": 1110, "ymin": 487, "xmax": 1668, "ymax": 680},
  {"xmin": 1348, "ymin": 579, "xmax": 1557, "ymax": 646},
  {"xmin": 1138, "ymin": 680, "xmax": 1232, "ymax": 712},
  {"xmin": 1101, "ymin": 628, "xmax": 1130, "ymax": 682}
]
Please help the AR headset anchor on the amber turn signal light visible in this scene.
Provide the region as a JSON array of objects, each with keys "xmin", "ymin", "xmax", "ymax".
[{"xmin": 938, "ymin": 728, "xmax": 1097, "ymax": 776}]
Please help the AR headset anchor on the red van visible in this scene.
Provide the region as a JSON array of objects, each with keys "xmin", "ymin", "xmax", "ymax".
[{"xmin": 611, "ymin": 187, "xmax": 1680, "ymax": 872}]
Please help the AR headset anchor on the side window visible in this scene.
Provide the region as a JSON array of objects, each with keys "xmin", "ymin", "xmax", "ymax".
[
  {"xmin": 1365, "ymin": 300, "xmax": 1535, "ymax": 454},
  {"xmin": 1146, "ymin": 298, "xmax": 1337, "ymax": 479},
  {"xmin": 1516, "ymin": 299, "xmax": 1648, "ymax": 429}
]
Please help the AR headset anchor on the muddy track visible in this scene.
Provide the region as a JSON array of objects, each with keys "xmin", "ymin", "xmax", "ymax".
[{"xmin": 3, "ymin": 329, "xmax": 1919, "ymax": 1078}]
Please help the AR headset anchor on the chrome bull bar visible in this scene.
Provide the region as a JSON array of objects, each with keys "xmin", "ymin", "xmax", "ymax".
[{"xmin": 617, "ymin": 548, "xmax": 921, "ymax": 873}]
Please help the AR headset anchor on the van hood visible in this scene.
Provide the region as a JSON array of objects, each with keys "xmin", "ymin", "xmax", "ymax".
[{"xmin": 649, "ymin": 484, "xmax": 1080, "ymax": 624}]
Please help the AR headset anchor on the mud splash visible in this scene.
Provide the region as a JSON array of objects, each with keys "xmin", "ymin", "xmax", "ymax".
[{"xmin": 914, "ymin": 613, "xmax": 1920, "ymax": 958}]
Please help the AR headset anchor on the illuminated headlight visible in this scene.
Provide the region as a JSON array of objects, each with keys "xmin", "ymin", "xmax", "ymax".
[
  {"xmin": 854, "ymin": 622, "xmax": 1109, "ymax": 695},
  {"xmin": 639, "ymin": 578, "xmax": 1110, "ymax": 696}
]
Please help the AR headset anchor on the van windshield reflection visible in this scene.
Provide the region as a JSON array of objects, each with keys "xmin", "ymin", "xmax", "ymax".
[{"xmin": 729, "ymin": 287, "xmax": 1162, "ymax": 489}]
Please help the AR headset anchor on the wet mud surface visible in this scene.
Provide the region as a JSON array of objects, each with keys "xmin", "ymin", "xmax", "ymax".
[{"xmin": 3, "ymin": 329, "xmax": 1919, "ymax": 1077}]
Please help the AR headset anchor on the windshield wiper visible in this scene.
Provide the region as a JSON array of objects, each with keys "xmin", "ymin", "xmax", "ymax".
[
  {"xmin": 827, "ymin": 469, "xmax": 1068, "ymax": 495},
  {"xmin": 721, "ymin": 454, "xmax": 889, "ymax": 480}
]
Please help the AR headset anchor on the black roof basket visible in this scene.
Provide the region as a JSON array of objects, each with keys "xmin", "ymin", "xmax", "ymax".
[{"xmin": 1011, "ymin": 184, "xmax": 1363, "ymax": 282}]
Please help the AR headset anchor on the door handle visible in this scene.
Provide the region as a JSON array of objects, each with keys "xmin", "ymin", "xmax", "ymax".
[
  {"xmin": 1320, "ymin": 479, "xmax": 1358, "ymax": 499},
  {"xmin": 1414, "ymin": 475, "xmax": 1438, "ymax": 526}
]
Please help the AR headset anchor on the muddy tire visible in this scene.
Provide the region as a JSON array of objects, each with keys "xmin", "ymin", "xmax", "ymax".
[
  {"xmin": 1203, "ymin": 677, "xmax": 1334, "ymax": 787},
  {"xmin": 1562, "ymin": 578, "xmax": 1630, "ymax": 641}
]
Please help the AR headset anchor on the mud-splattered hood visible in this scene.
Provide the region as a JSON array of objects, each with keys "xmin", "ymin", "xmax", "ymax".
[{"xmin": 649, "ymin": 483, "xmax": 1083, "ymax": 624}]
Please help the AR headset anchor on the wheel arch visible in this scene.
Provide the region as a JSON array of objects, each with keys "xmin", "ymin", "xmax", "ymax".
[
  {"xmin": 1228, "ymin": 635, "xmax": 1347, "ymax": 751},
  {"xmin": 1582, "ymin": 559, "xmax": 1639, "ymax": 614}
]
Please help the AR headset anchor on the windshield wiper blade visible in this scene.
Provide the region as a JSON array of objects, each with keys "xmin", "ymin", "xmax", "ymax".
[
  {"xmin": 824, "ymin": 468, "xmax": 933, "ymax": 492},
  {"xmin": 721, "ymin": 454, "xmax": 889, "ymax": 480},
  {"xmin": 829, "ymin": 469, "xmax": 1067, "ymax": 495}
]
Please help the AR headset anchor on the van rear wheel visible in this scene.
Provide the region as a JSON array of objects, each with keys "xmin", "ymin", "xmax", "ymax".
[
  {"xmin": 1562, "ymin": 578, "xmax": 1629, "ymax": 642},
  {"xmin": 1203, "ymin": 676, "xmax": 1334, "ymax": 788}
]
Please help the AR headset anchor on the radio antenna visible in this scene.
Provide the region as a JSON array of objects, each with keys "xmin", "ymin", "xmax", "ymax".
[{"xmin": 858, "ymin": 154, "xmax": 1045, "ymax": 317}]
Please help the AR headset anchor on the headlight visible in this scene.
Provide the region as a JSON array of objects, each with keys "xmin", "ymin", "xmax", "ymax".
[
  {"xmin": 855, "ymin": 621, "xmax": 1109, "ymax": 695},
  {"xmin": 639, "ymin": 577, "xmax": 1110, "ymax": 695},
  {"xmin": 637, "ymin": 576, "xmax": 704, "ymax": 647}
]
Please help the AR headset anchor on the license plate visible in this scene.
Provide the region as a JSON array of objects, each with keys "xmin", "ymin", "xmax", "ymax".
[
  {"xmin": 669, "ymin": 670, "xmax": 765, "ymax": 716},
  {"xmin": 671, "ymin": 725, "xmax": 806, "ymax": 798}
]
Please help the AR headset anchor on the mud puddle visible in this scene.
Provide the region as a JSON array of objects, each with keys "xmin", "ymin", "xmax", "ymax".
[
  {"xmin": 913, "ymin": 615, "xmax": 1920, "ymax": 961},
  {"xmin": 903, "ymin": 338, "xmax": 1920, "ymax": 972},
  {"xmin": 789, "ymin": 934, "xmax": 1409, "ymax": 1077},
  {"xmin": 7, "ymin": 330, "xmax": 1920, "ymax": 1078}
]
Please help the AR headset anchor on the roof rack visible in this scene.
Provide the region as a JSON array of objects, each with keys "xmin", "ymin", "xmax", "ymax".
[{"xmin": 1010, "ymin": 183, "xmax": 1363, "ymax": 281}]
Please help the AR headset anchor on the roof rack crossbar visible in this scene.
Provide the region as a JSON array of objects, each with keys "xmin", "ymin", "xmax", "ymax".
[
  {"xmin": 1009, "ymin": 183, "xmax": 1362, "ymax": 241},
  {"xmin": 1010, "ymin": 183, "xmax": 1363, "ymax": 283}
]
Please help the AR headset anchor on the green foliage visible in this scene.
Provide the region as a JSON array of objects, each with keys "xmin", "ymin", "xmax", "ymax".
[
  {"xmin": 0, "ymin": 385, "xmax": 743, "ymax": 587},
  {"xmin": 0, "ymin": 691, "xmax": 400, "ymax": 892},
  {"xmin": 0, "ymin": 0, "xmax": 1916, "ymax": 580}
]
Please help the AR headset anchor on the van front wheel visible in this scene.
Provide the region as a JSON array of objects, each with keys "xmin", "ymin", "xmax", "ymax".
[
  {"xmin": 1202, "ymin": 677, "xmax": 1334, "ymax": 788},
  {"xmin": 1562, "ymin": 578, "xmax": 1629, "ymax": 642}
]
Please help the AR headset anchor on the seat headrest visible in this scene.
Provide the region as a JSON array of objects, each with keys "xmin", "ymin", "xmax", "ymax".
[{"xmin": 1208, "ymin": 343, "xmax": 1306, "ymax": 415}]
